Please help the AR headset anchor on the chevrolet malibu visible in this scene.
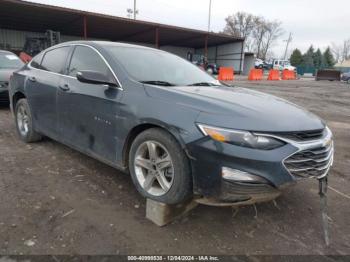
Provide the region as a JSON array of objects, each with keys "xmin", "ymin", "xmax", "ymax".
[{"xmin": 9, "ymin": 41, "xmax": 334, "ymax": 205}]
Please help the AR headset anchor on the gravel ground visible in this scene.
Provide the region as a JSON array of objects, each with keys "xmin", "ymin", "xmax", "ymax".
[{"xmin": 0, "ymin": 78, "xmax": 349, "ymax": 255}]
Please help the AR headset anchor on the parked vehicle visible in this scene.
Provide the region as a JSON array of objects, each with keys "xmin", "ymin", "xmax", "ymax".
[
  {"xmin": 272, "ymin": 59, "xmax": 296, "ymax": 71},
  {"xmin": 341, "ymin": 71, "xmax": 350, "ymax": 84},
  {"xmin": 9, "ymin": 41, "xmax": 334, "ymax": 206},
  {"xmin": 255, "ymin": 58, "xmax": 273, "ymax": 70},
  {"xmin": 187, "ymin": 53, "xmax": 218, "ymax": 74},
  {"xmin": 0, "ymin": 50, "xmax": 24, "ymax": 104},
  {"xmin": 254, "ymin": 58, "xmax": 264, "ymax": 69}
]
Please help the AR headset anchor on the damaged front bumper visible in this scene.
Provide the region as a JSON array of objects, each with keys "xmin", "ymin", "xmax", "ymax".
[{"xmin": 187, "ymin": 127, "xmax": 334, "ymax": 207}]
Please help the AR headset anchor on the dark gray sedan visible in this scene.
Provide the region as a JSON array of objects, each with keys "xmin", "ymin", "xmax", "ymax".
[
  {"xmin": 9, "ymin": 41, "xmax": 334, "ymax": 205},
  {"xmin": 0, "ymin": 50, "xmax": 24, "ymax": 104}
]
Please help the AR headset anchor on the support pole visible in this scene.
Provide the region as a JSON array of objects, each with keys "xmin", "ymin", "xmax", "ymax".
[
  {"xmin": 239, "ymin": 41, "xmax": 244, "ymax": 75},
  {"xmin": 155, "ymin": 27, "xmax": 159, "ymax": 49},
  {"xmin": 208, "ymin": 0, "xmax": 212, "ymax": 32},
  {"xmin": 204, "ymin": 35, "xmax": 209, "ymax": 58},
  {"xmin": 134, "ymin": 0, "xmax": 137, "ymax": 20},
  {"xmin": 83, "ymin": 16, "xmax": 87, "ymax": 39}
]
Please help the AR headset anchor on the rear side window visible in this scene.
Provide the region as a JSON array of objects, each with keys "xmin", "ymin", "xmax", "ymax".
[
  {"xmin": 68, "ymin": 46, "xmax": 111, "ymax": 78},
  {"xmin": 41, "ymin": 47, "xmax": 70, "ymax": 74}
]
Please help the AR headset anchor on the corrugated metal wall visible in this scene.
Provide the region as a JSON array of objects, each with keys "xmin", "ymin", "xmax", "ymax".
[
  {"xmin": 0, "ymin": 28, "xmax": 45, "ymax": 50},
  {"xmin": 196, "ymin": 42, "xmax": 244, "ymax": 73},
  {"xmin": 0, "ymin": 28, "xmax": 95, "ymax": 51},
  {"xmin": 0, "ymin": 28, "xmax": 244, "ymax": 71}
]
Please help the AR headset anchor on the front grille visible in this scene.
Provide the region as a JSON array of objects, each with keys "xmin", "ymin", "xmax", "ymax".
[
  {"xmin": 270, "ymin": 129, "xmax": 325, "ymax": 142},
  {"xmin": 284, "ymin": 142, "xmax": 333, "ymax": 179},
  {"xmin": 0, "ymin": 81, "xmax": 9, "ymax": 89}
]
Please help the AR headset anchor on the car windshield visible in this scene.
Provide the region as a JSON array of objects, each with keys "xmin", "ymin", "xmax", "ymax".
[
  {"xmin": 0, "ymin": 53, "xmax": 24, "ymax": 69},
  {"xmin": 107, "ymin": 46, "xmax": 219, "ymax": 86}
]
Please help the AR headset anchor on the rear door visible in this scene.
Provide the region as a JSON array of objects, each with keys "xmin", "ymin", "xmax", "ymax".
[
  {"xmin": 57, "ymin": 45, "xmax": 123, "ymax": 162},
  {"xmin": 26, "ymin": 46, "xmax": 70, "ymax": 138}
]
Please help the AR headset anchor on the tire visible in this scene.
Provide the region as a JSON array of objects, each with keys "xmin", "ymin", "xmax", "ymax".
[
  {"xmin": 15, "ymin": 98, "xmax": 42, "ymax": 143},
  {"xmin": 129, "ymin": 128, "xmax": 192, "ymax": 204}
]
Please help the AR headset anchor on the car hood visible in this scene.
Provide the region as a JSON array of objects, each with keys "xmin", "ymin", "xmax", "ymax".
[
  {"xmin": 0, "ymin": 69, "xmax": 16, "ymax": 82},
  {"xmin": 145, "ymin": 85, "xmax": 325, "ymax": 132}
]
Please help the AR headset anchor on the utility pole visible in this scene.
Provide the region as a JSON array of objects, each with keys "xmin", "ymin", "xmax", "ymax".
[
  {"xmin": 283, "ymin": 32, "xmax": 292, "ymax": 60},
  {"xmin": 133, "ymin": 0, "xmax": 137, "ymax": 20},
  {"xmin": 208, "ymin": 0, "xmax": 212, "ymax": 32}
]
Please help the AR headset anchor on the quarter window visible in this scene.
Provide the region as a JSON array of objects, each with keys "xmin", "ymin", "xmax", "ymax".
[
  {"xmin": 41, "ymin": 47, "xmax": 70, "ymax": 74},
  {"xmin": 30, "ymin": 52, "xmax": 44, "ymax": 69},
  {"xmin": 68, "ymin": 46, "xmax": 111, "ymax": 78}
]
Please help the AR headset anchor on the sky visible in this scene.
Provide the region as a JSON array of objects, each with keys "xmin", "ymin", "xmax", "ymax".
[{"xmin": 28, "ymin": 0, "xmax": 350, "ymax": 58}]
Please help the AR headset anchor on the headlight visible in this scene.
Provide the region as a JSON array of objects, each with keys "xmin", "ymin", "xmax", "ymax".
[{"xmin": 197, "ymin": 124, "xmax": 285, "ymax": 150}]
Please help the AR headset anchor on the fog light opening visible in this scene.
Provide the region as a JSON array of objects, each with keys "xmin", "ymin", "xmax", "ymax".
[{"xmin": 222, "ymin": 167, "xmax": 268, "ymax": 184}]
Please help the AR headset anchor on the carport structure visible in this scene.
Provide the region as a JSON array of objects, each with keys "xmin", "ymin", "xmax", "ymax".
[{"xmin": 0, "ymin": 0, "xmax": 245, "ymax": 72}]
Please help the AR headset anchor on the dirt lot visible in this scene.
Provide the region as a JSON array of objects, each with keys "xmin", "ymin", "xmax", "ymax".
[{"xmin": 0, "ymin": 79, "xmax": 349, "ymax": 256}]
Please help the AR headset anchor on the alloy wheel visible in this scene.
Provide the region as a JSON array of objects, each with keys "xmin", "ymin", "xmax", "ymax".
[
  {"xmin": 134, "ymin": 140, "xmax": 174, "ymax": 196},
  {"xmin": 17, "ymin": 104, "xmax": 29, "ymax": 137}
]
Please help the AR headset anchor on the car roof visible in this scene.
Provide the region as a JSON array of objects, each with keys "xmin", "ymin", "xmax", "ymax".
[
  {"xmin": 0, "ymin": 50, "xmax": 15, "ymax": 55},
  {"xmin": 48, "ymin": 40, "xmax": 161, "ymax": 54}
]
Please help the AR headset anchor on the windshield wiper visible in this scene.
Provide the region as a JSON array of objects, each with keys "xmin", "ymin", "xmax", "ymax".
[
  {"xmin": 140, "ymin": 80, "xmax": 176, "ymax": 86},
  {"xmin": 187, "ymin": 82, "xmax": 220, "ymax": 86}
]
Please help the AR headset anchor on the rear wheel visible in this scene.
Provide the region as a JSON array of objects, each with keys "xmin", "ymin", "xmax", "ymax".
[
  {"xmin": 129, "ymin": 128, "xmax": 192, "ymax": 204},
  {"xmin": 15, "ymin": 98, "xmax": 42, "ymax": 143}
]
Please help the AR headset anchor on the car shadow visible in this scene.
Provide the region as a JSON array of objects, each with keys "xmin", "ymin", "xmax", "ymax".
[{"xmin": 0, "ymin": 102, "xmax": 10, "ymax": 109}]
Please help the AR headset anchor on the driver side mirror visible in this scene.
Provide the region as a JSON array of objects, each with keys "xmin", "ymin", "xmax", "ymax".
[{"xmin": 76, "ymin": 70, "xmax": 118, "ymax": 88}]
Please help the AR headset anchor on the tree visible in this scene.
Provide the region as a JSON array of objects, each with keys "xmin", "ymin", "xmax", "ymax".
[
  {"xmin": 260, "ymin": 20, "xmax": 284, "ymax": 60},
  {"xmin": 302, "ymin": 45, "xmax": 315, "ymax": 67},
  {"xmin": 323, "ymin": 47, "xmax": 336, "ymax": 68},
  {"xmin": 223, "ymin": 12, "xmax": 284, "ymax": 59},
  {"xmin": 331, "ymin": 42, "xmax": 343, "ymax": 63},
  {"xmin": 251, "ymin": 16, "xmax": 268, "ymax": 58},
  {"xmin": 313, "ymin": 48, "xmax": 323, "ymax": 68},
  {"xmin": 341, "ymin": 39, "xmax": 350, "ymax": 62},
  {"xmin": 290, "ymin": 49, "xmax": 303, "ymax": 66},
  {"xmin": 223, "ymin": 12, "xmax": 255, "ymax": 50},
  {"xmin": 331, "ymin": 39, "xmax": 350, "ymax": 63}
]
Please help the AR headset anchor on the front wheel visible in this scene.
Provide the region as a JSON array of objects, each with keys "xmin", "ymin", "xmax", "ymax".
[
  {"xmin": 129, "ymin": 128, "xmax": 192, "ymax": 204},
  {"xmin": 15, "ymin": 98, "xmax": 42, "ymax": 143}
]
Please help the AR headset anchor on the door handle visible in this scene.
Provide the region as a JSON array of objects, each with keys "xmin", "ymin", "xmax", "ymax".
[
  {"xmin": 59, "ymin": 84, "xmax": 70, "ymax": 91},
  {"xmin": 28, "ymin": 76, "xmax": 36, "ymax": 82}
]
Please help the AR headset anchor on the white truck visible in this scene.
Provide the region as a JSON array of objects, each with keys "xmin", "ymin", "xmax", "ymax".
[{"xmin": 272, "ymin": 59, "xmax": 296, "ymax": 71}]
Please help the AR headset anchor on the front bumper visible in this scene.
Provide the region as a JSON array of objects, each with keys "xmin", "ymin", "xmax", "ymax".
[
  {"xmin": 0, "ymin": 89, "xmax": 9, "ymax": 104},
  {"xmin": 186, "ymin": 129, "xmax": 333, "ymax": 206}
]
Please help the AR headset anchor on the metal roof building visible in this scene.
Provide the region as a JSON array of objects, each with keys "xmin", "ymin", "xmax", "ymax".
[{"xmin": 0, "ymin": 0, "xmax": 245, "ymax": 72}]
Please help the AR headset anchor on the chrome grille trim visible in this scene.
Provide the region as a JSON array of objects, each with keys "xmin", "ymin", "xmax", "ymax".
[{"xmin": 255, "ymin": 126, "xmax": 334, "ymax": 179}]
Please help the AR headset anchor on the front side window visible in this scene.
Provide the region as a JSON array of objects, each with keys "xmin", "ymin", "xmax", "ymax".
[
  {"xmin": 68, "ymin": 46, "xmax": 111, "ymax": 78},
  {"xmin": 106, "ymin": 46, "xmax": 217, "ymax": 86},
  {"xmin": 41, "ymin": 47, "xmax": 70, "ymax": 74}
]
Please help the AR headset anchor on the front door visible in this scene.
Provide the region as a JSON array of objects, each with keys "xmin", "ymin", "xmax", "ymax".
[{"xmin": 57, "ymin": 45, "xmax": 123, "ymax": 163}]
